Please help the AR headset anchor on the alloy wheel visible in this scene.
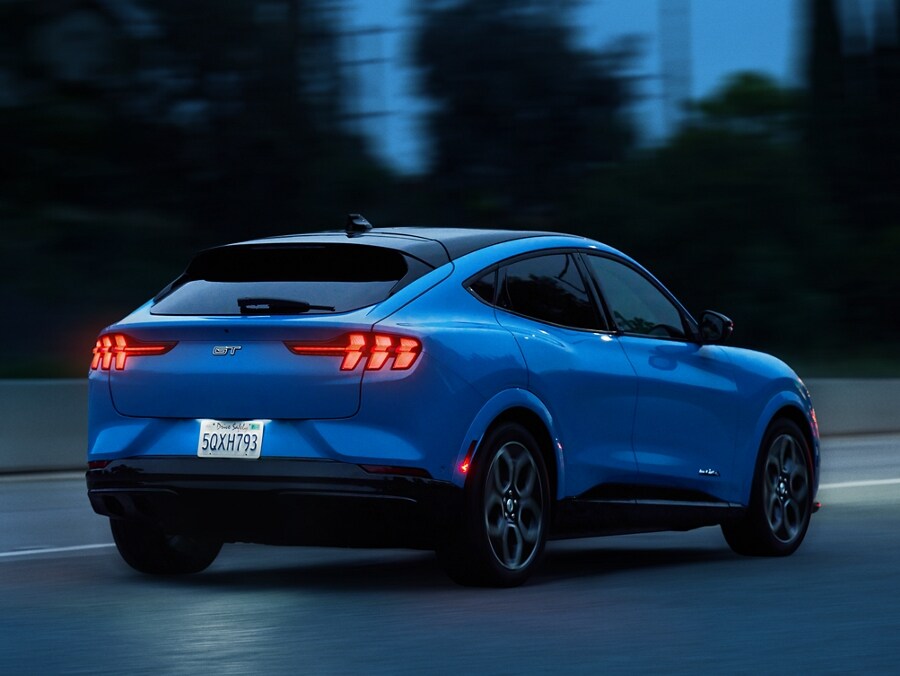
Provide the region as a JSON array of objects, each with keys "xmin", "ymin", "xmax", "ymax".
[
  {"xmin": 483, "ymin": 441, "xmax": 545, "ymax": 570},
  {"xmin": 762, "ymin": 433, "xmax": 810, "ymax": 544}
]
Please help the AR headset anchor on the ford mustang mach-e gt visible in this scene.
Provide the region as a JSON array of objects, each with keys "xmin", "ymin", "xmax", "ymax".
[{"xmin": 86, "ymin": 217, "xmax": 819, "ymax": 586}]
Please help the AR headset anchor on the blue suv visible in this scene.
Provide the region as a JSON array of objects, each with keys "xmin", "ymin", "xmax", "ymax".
[{"xmin": 87, "ymin": 220, "xmax": 819, "ymax": 586}]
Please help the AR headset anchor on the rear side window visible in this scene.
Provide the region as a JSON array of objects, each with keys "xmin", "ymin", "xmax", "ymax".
[
  {"xmin": 468, "ymin": 269, "xmax": 496, "ymax": 304},
  {"xmin": 499, "ymin": 254, "xmax": 600, "ymax": 330},
  {"xmin": 152, "ymin": 244, "xmax": 423, "ymax": 316}
]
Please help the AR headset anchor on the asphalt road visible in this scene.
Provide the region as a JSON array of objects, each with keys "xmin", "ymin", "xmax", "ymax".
[{"xmin": 1, "ymin": 434, "xmax": 898, "ymax": 675}]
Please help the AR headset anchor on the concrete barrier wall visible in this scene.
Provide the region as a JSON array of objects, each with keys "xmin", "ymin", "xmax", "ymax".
[
  {"xmin": 807, "ymin": 378, "xmax": 900, "ymax": 438},
  {"xmin": 0, "ymin": 378, "xmax": 897, "ymax": 473},
  {"xmin": 1, "ymin": 380, "xmax": 88, "ymax": 473}
]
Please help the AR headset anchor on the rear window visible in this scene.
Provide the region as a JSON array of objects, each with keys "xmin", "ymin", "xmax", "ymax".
[{"xmin": 151, "ymin": 244, "xmax": 424, "ymax": 316}]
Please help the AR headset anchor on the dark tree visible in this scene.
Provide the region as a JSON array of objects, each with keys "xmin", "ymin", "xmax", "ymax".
[
  {"xmin": 414, "ymin": 0, "xmax": 636, "ymax": 225},
  {"xmin": 0, "ymin": 0, "xmax": 397, "ymax": 377},
  {"xmin": 568, "ymin": 73, "xmax": 839, "ymax": 354},
  {"xmin": 804, "ymin": 0, "xmax": 900, "ymax": 344}
]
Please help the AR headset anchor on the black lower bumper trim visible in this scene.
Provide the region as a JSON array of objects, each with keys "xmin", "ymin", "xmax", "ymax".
[{"xmin": 87, "ymin": 457, "xmax": 462, "ymax": 548}]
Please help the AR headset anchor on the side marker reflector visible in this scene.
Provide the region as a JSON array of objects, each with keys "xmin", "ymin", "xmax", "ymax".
[{"xmin": 459, "ymin": 440, "xmax": 477, "ymax": 474}]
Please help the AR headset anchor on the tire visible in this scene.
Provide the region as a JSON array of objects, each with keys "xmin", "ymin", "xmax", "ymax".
[
  {"xmin": 110, "ymin": 519, "xmax": 222, "ymax": 575},
  {"xmin": 437, "ymin": 422, "xmax": 550, "ymax": 587},
  {"xmin": 722, "ymin": 418, "xmax": 813, "ymax": 557}
]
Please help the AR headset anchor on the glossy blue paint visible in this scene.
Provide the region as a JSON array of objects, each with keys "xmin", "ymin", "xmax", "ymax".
[
  {"xmin": 87, "ymin": 229, "xmax": 819, "ymax": 512},
  {"xmin": 494, "ymin": 313, "xmax": 639, "ymax": 497},
  {"xmin": 619, "ymin": 337, "xmax": 739, "ymax": 502}
]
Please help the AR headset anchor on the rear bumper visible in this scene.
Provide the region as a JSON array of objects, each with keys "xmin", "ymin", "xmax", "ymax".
[{"xmin": 86, "ymin": 457, "xmax": 462, "ymax": 548}]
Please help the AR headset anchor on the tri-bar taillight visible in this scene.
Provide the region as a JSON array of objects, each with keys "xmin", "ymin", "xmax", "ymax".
[
  {"xmin": 91, "ymin": 333, "xmax": 177, "ymax": 371},
  {"xmin": 284, "ymin": 332, "xmax": 422, "ymax": 371}
]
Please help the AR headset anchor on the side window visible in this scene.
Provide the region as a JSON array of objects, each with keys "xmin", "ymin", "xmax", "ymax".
[
  {"xmin": 584, "ymin": 255, "xmax": 687, "ymax": 339},
  {"xmin": 468, "ymin": 269, "xmax": 496, "ymax": 304},
  {"xmin": 500, "ymin": 254, "xmax": 600, "ymax": 330}
]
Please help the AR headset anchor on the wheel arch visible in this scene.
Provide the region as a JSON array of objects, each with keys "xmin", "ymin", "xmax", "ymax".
[
  {"xmin": 738, "ymin": 390, "xmax": 819, "ymax": 504},
  {"xmin": 768, "ymin": 404, "xmax": 819, "ymax": 497},
  {"xmin": 772, "ymin": 405, "xmax": 816, "ymax": 459},
  {"xmin": 481, "ymin": 407, "xmax": 558, "ymax": 505},
  {"xmin": 453, "ymin": 389, "xmax": 564, "ymax": 500}
]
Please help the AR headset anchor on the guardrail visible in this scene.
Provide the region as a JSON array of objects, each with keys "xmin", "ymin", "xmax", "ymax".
[{"xmin": 0, "ymin": 378, "xmax": 898, "ymax": 473}]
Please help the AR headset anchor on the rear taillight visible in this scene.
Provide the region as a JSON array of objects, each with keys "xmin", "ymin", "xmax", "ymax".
[
  {"xmin": 90, "ymin": 333, "xmax": 177, "ymax": 371},
  {"xmin": 285, "ymin": 332, "xmax": 422, "ymax": 371}
]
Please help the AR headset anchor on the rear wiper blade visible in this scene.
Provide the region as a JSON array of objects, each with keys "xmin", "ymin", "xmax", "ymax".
[{"xmin": 237, "ymin": 298, "xmax": 335, "ymax": 315}]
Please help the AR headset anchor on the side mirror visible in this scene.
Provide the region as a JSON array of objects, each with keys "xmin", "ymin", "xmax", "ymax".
[{"xmin": 698, "ymin": 310, "xmax": 734, "ymax": 344}]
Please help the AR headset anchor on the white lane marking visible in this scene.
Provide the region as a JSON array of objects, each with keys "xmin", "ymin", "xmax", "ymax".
[
  {"xmin": 1, "ymin": 478, "xmax": 895, "ymax": 560},
  {"xmin": 0, "ymin": 471, "xmax": 84, "ymax": 483},
  {"xmin": 0, "ymin": 543, "xmax": 114, "ymax": 559},
  {"xmin": 819, "ymin": 478, "xmax": 900, "ymax": 490}
]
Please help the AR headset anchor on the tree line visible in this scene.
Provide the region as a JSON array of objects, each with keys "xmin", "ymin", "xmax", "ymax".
[{"xmin": 0, "ymin": 0, "xmax": 897, "ymax": 375}]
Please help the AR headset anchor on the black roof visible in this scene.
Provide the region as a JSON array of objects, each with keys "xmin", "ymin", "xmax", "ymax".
[{"xmin": 248, "ymin": 227, "xmax": 565, "ymax": 268}]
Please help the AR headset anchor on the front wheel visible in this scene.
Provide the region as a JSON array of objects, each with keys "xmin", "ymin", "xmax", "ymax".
[
  {"xmin": 722, "ymin": 418, "xmax": 813, "ymax": 556},
  {"xmin": 437, "ymin": 422, "xmax": 549, "ymax": 587},
  {"xmin": 110, "ymin": 519, "xmax": 222, "ymax": 575}
]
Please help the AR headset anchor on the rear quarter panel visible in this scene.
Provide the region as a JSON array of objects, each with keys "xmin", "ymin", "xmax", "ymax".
[
  {"xmin": 365, "ymin": 261, "xmax": 528, "ymax": 483},
  {"xmin": 370, "ymin": 236, "xmax": 608, "ymax": 490}
]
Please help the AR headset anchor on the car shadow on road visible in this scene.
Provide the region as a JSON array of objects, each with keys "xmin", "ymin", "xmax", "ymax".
[
  {"xmin": 157, "ymin": 538, "xmax": 738, "ymax": 592},
  {"xmin": 538, "ymin": 542, "xmax": 737, "ymax": 585}
]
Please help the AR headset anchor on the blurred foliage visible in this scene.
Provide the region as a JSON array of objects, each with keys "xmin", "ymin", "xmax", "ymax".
[
  {"xmin": 0, "ymin": 0, "xmax": 404, "ymax": 375},
  {"xmin": 567, "ymin": 69, "xmax": 857, "ymax": 356},
  {"xmin": 414, "ymin": 0, "xmax": 636, "ymax": 225},
  {"xmin": 412, "ymin": 0, "xmax": 899, "ymax": 369},
  {"xmin": 1, "ymin": 0, "xmax": 898, "ymax": 377},
  {"xmin": 692, "ymin": 71, "xmax": 801, "ymax": 132},
  {"xmin": 804, "ymin": 0, "xmax": 900, "ymax": 353}
]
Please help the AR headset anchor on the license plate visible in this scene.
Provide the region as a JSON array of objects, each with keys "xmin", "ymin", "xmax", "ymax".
[{"xmin": 197, "ymin": 419, "xmax": 265, "ymax": 459}]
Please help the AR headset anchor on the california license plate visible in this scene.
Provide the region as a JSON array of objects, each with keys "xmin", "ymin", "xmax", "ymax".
[{"xmin": 197, "ymin": 420, "xmax": 265, "ymax": 459}]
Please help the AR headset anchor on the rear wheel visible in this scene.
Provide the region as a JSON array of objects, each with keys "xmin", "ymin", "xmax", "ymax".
[
  {"xmin": 722, "ymin": 418, "xmax": 813, "ymax": 556},
  {"xmin": 437, "ymin": 422, "xmax": 549, "ymax": 587},
  {"xmin": 110, "ymin": 519, "xmax": 222, "ymax": 575}
]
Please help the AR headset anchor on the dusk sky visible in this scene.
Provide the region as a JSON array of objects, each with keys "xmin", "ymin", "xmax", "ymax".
[{"xmin": 342, "ymin": 0, "xmax": 806, "ymax": 172}]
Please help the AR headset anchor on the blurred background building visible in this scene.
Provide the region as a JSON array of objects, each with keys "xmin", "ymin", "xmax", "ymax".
[{"xmin": 1, "ymin": 0, "xmax": 898, "ymax": 376}]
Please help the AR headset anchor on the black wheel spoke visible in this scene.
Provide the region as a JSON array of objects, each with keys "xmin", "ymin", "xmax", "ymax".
[
  {"xmin": 483, "ymin": 440, "xmax": 544, "ymax": 572},
  {"xmin": 763, "ymin": 433, "xmax": 810, "ymax": 545}
]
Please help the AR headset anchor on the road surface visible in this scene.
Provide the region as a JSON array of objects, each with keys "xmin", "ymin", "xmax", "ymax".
[{"xmin": 1, "ymin": 434, "xmax": 898, "ymax": 674}]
